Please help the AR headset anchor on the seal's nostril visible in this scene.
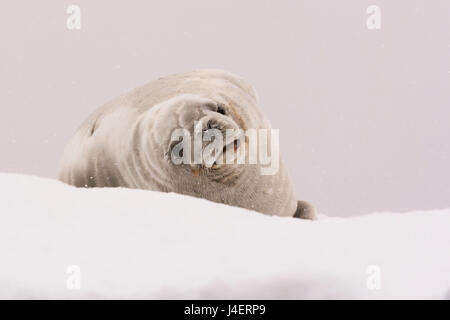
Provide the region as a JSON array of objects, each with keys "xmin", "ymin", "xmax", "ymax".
[{"xmin": 217, "ymin": 105, "xmax": 226, "ymax": 115}]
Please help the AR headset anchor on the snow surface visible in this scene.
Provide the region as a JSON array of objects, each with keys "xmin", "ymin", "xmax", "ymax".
[{"xmin": 0, "ymin": 173, "xmax": 449, "ymax": 299}]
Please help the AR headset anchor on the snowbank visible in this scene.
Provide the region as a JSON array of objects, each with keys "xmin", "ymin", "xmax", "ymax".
[{"xmin": 0, "ymin": 173, "xmax": 449, "ymax": 299}]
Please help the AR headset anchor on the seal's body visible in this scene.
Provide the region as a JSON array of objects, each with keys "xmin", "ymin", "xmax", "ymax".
[{"xmin": 58, "ymin": 70, "xmax": 315, "ymax": 219}]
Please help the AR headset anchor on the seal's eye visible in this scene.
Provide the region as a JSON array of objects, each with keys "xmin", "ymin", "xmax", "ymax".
[{"xmin": 216, "ymin": 105, "xmax": 226, "ymax": 115}]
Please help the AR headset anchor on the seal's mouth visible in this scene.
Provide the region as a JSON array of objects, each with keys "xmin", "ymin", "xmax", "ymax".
[
  {"xmin": 212, "ymin": 137, "xmax": 242, "ymax": 167},
  {"xmin": 190, "ymin": 107, "xmax": 244, "ymax": 167},
  {"xmin": 187, "ymin": 135, "xmax": 244, "ymax": 182}
]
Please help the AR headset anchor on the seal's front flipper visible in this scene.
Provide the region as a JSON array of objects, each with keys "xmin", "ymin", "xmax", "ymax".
[{"xmin": 293, "ymin": 200, "xmax": 316, "ymax": 220}]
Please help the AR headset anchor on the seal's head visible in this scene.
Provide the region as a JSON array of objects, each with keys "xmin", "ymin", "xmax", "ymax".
[{"xmin": 143, "ymin": 94, "xmax": 247, "ymax": 186}]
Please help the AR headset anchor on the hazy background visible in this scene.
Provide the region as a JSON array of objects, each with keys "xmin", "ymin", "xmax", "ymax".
[{"xmin": 1, "ymin": 0, "xmax": 449, "ymax": 216}]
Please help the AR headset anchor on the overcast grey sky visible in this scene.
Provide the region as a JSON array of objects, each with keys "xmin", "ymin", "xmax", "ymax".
[{"xmin": 0, "ymin": 0, "xmax": 449, "ymax": 216}]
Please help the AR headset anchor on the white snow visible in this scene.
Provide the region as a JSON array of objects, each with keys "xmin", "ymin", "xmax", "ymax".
[{"xmin": 0, "ymin": 173, "xmax": 449, "ymax": 299}]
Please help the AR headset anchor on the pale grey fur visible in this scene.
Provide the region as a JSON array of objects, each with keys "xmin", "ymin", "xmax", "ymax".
[{"xmin": 58, "ymin": 69, "xmax": 315, "ymax": 219}]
